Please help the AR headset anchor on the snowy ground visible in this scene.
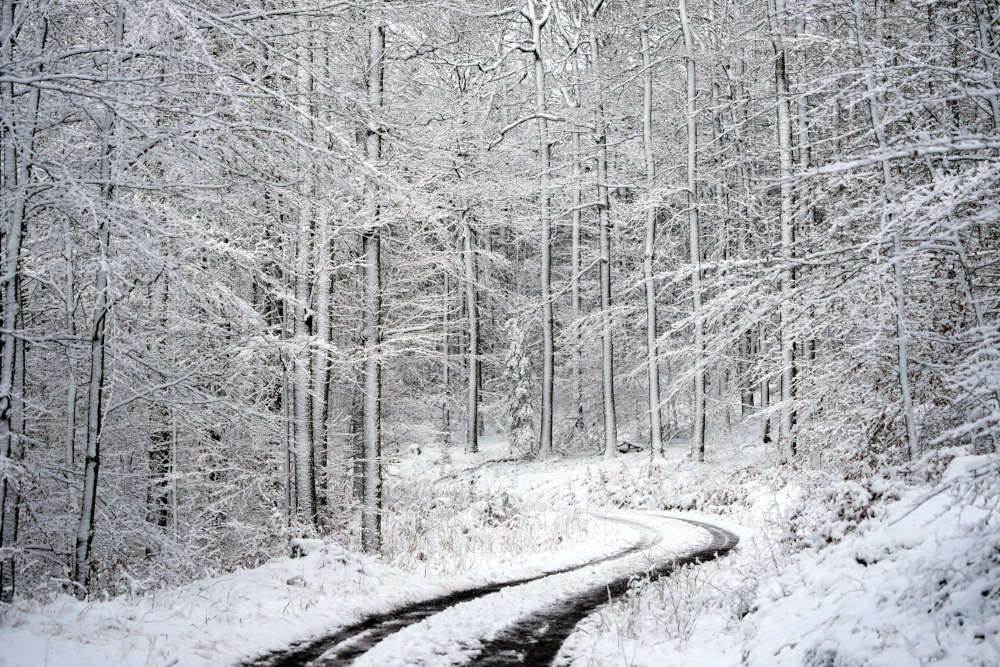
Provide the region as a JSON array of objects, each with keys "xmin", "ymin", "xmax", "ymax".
[
  {"xmin": 0, "ymin": 511, "xmax": 646, "ymax": 666},
  {"xmin": 2, "ymin": 428, "xmax": 996, "ymax": 666}
]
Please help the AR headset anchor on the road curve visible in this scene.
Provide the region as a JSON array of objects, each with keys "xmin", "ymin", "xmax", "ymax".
[
  {"xmin": 471, "ymin": 517, "xmax": 738, "ymax": 665},
  {"xmin": 241, "ymin": 515, "xmax": 659, "ymax": 667},
  {"xmin": 242, "ymin": 515, "xmax": 737, "ymax": 667}
]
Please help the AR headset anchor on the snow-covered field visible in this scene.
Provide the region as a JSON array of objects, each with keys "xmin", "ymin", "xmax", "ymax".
[{"xmin": 2, "ymin": 428, "xmax": 996, "ymax": 666}]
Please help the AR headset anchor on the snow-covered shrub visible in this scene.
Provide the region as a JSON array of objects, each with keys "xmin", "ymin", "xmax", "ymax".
[
  {"xmin": 382, "ymin": 470, "xmax": 598, "ymax": 575},
  {"xmin": 786, "ymin": 476, "xmax": 903, "ymax": 551},
  {"xmin": 502, "ymin": 324, "xmax": 536, "ymax": 457}
]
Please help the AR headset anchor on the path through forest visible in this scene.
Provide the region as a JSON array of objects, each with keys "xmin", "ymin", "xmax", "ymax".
[{"xmin": 246, "ymin": 514, "xmax": 737, "ymax": 666}]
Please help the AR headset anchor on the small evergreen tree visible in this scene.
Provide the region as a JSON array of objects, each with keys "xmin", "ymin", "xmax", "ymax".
[{"xmin": 503, "ymin": 325, "xmax": 536, "ymax": 457}]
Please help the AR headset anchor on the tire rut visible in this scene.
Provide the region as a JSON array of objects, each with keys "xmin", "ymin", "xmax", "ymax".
[
  {"xmin": 470, "ymin": 518, "xmax": 739, "ymax": 666},
  {"xmin": 241, "ymin": 515, "xmax": 659, "ymax": 667}
]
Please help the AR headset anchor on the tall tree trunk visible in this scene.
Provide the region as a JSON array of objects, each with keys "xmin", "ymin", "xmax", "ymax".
[
  {"xmin": 587, "ymin": 1, "xmax": 617, "ymax": 459},
  {"xmin": 441, "ymin": 273, "xmax": 451, "ymax": 443},
  {"xmin": 293, "ymin": 18, "xmax": 316, "ymax": 524},
  {"xmin": 0, "ymin": 0, "xmax": 44, "ymax": 600},
  {"xmin": 853, "ymin": 0, "xmax": 917, "ymax": 459},
  {"xmin": 571, "ymin": 130, "xmax": 585, "ymax": 433},
  {"xmin": 292, "ymin": 228, "xmax": 315, "ymax": 524},
  {"xmin": 311, "ymin": 46, "xmax": 333, "ymax": 519},
  {"xmin": 0, "ymin": 0, "xmax": 18, "ymax": 600},
  {"xmin": 528, "ymin": 0, "xmax": 554, "ymax": 458},
  {"xmin": 311, "ymin": 222, "xmax": 330, "ymax": 516},
  {"xmin": 640, "ymin": 22, "xmax": 663, "ymax": 455},
  {"xmin": 771, "ymin": 0, "xmax": 797, "ymax": 459},
  {"xmin": 463, "ymin": 215, "xmax": 479, "ymax": 453},
  {"xmin": 361, "ymin": 0, "xmax": 385, "ymax": 553},
  {"xmin": 680, "ymin": 0, "xmax": 705, "ymax": 462}
]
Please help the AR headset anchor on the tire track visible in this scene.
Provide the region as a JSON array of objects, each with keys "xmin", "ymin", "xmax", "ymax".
[
  {"xmin": 470, "ymin": 518, "xmax": 739, "ymax": 666},
  {"xmin": 242, "ymin": 515, "xmax": 659, "ymax": 667}
]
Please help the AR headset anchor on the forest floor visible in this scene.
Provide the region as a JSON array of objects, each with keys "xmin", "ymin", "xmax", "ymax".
[{"xmin": 1, "ymin": 423, "xmax": 996, "ymax": 666}]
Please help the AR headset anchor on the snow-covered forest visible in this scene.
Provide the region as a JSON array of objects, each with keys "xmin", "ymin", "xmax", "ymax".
[{"xmin": 1, "ymin": 0, "xmax": 998, "ymax": 664}]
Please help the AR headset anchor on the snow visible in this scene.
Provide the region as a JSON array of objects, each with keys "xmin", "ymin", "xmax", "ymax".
[
  {"xmin": 743, "ymin": 453, "xmax": 1000, "ymax": 666},
  {"xmin": 3, "ymin": 430, "xmax": 996, "ymax": 666},
  {"xmin": 0, "ymin": 436, "xmax": 681, "ymax": 667}
]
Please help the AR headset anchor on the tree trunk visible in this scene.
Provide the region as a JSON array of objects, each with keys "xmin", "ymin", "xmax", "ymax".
[
  {"xmin": 0, "ymin": 0, "xmax": 43, "ymax": 600},
  {"xmin": 587, "ymin": 2, "xmax": 617, "ymax": 459},
  {"xmin": 771, "ymin": 0, "xmax": 797, "ymax": 459},
  {"xmin": 571, "ymin": 130, "xmax": 585, "ymax": 433},
  {"xmin": 293, "ymin": 212, "xmax": 315, "ymax": 524},
  {"xmin": 361, "ymin": 0, "xmax": 385, "ymax": 553},
  {"xmin": 680, "ymin": 0, "xmax": 705, "ymax": 462},
  {"xmin": 441, "ymin": 272, "xmax": 451, "ymax": 443},
  {"xmin": 311, "ymin": 232, "xmax": 330, "ymax": 515},
  {"xmin": 528, "ymin": 0, "xmax": 554, "ymax": 458},
  {"xmin": 292, "ymin": 13, "xmax": 317, "ymax": 526},
  {"xmin": 0, "ymin": 294, "xmax": 23, "ymax": 601},
  {"xmin": 640, "ymin": 23, "xmax": 663, "ymax": 455},
  {"xmin": 463, "ymin": 215, "xmax": 479, "ymax": 454}
]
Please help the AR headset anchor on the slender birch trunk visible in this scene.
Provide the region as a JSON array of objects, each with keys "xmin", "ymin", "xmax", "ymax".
[
  {"xmin": 854, "ymin": 0, "xmax": 918, "ymax": 459},
  {"xmin": 361, "ymin": 0, "xmax": 385, "ymax": 553},
  {"xmin": 463, "ymin": 216, "xmax": 479, "ymax": 453},
  {"xmin": 680, "ymin": 0, "xmax": 705, "ymax": 462},
  {"xmin": 640, "ymin": 23, "xmax": 663, "ymax": 455}
]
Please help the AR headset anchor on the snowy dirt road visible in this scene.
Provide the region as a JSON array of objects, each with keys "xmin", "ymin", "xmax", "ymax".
[{"xmin": 244, "ymin": 513, "xmax": 738, "ymax": 667}]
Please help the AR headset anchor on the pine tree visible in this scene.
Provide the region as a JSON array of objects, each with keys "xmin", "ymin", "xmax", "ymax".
[{"xmin": 503, "ymin": 326, "xmax": 535, "ymax": 458}]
